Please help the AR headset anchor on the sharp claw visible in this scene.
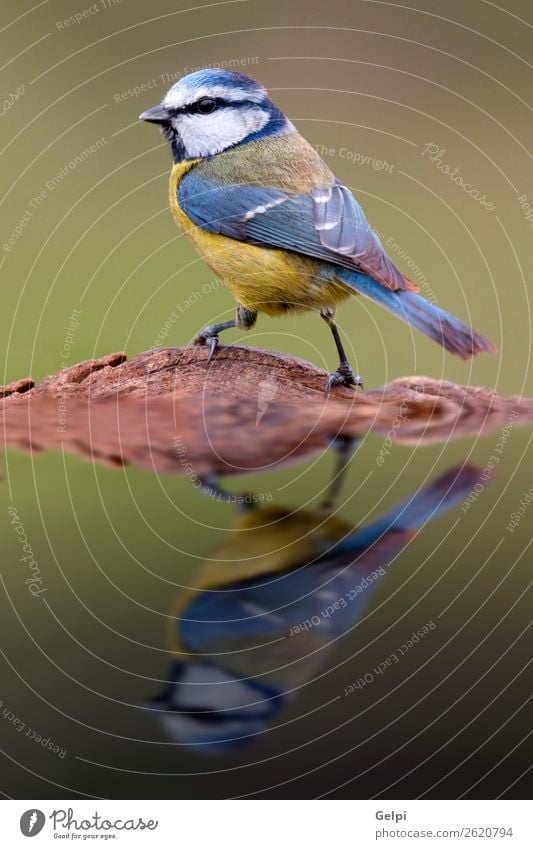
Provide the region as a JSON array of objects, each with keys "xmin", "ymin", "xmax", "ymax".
[
  {"xmin": 324, "ymin": 367, "xmax": 363, "ymax": 395},
  {"xmin": 206, "ymin": 335, "xmax": 219, "ymax": 363},
  {"xmin": 193, "ymin": 328, "xmax": 220, "ymax": 362}
]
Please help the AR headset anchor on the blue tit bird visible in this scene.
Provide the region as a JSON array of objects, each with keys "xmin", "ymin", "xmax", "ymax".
[
  {"xmin": 146, "ymin": 463, "xmax": 482, "ymax": 751},
  {"xmin": 140, "ymin": 69, "xmax": 496, "ymax": 392}
]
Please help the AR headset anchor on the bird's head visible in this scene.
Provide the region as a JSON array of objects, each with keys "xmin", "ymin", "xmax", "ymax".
[{"xmin": 139, "ymin": 68, "xmax": 294, "ymax": 162}]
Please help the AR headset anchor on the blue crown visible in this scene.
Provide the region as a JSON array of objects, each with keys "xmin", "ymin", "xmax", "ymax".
[{"xmin": 173, "ymin": 67, "xmax": 266, "ymax": 96}]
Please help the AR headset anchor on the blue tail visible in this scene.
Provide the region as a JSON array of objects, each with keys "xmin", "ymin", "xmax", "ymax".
[
  {"xmin": 334, "ymin": 464, "xmax": 482, "ymax": 553},
  {"xmin": 335, "ymin": 268, "xmax": 495, "ymax": 359}
]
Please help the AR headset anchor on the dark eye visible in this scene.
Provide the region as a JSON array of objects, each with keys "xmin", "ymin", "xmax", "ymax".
[{"xmin": 195, "ymin": 97, "xmax": 217, "ymax": 114}]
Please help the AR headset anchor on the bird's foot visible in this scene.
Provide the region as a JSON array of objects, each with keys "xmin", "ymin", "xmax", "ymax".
[
  {"xmin": 193, "ymin": 319, "xmax": 236, "ymax": 363},
  {"xmin": 193, "ymin": 326, "xmax": 221, "ymax": 363},
  {"xmin": 325, "ymin": 363, "xmax": 363, "ymax": 395}
]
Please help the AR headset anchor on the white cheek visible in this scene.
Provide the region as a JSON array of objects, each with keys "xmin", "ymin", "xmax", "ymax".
[{"xmin": 177, "ymin": 108, "xmax": 269, "ymax": 158}]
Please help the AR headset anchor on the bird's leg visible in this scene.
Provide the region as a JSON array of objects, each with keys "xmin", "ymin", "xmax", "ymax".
[
  {"xmin": 192, "ymin": 319, "xmax": 236, "ymax": 362},
  {"xmin": 193, "ymin": 305, "xmax": 257, "ymax": 362},
  {"xmin": 197, "ymin": 475, "xmax": 234, "ymax": 502},
  {"xmin": 320, "ymin": 307, "xmax": 363, "ymax": 395},
  {"xmin": 320, "ymin": 435, "xmax": 360, "ymax": 510}
]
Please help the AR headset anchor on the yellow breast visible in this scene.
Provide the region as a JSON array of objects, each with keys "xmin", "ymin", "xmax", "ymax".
[{"xmin": 168, "ymin": 163, "xmax": 350, "ymax": 316}]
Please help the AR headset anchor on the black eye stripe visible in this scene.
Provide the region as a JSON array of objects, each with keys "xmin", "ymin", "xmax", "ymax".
[
  {"xmin": 191, "ymin": 96, "xmax": 217, "ymax": 114},
  {"xmin": 170, "ymin": 97, "xmax": 259, "ymax": 116},
  {"xmin": 186, "ymin": 97, "xmax": 223, "ymax": 115}
]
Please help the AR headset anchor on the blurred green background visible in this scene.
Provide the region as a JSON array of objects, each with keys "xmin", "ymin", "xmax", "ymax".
[{"xmin": 1, "ymin": 0, "xmax": 532, "ymax": 799}]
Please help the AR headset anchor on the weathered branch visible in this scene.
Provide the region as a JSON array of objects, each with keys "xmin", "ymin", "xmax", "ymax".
[{"xmin": 1, "ymin": 346, "xmax": 530, "ymax": 476}]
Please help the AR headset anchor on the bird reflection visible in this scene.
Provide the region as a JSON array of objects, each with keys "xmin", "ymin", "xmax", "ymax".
[{"xmin": 146, "ymin": 458, "xmax": 482, "ymax": 752}]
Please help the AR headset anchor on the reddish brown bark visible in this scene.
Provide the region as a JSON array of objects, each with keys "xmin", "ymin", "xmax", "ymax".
[{"xmin": 1, "ymin": 346, "xmax": 530, "ymax": 476}]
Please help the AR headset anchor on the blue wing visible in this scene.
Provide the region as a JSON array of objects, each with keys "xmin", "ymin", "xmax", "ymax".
[{"xmin": 178, "ymin": 168, "xmax": 409, "ymax": 291}]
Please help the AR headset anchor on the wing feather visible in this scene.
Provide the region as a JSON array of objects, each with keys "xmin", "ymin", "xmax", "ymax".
[{"xmin": 179, "ymin": 166, "xmax": 412, "ymax": 291}]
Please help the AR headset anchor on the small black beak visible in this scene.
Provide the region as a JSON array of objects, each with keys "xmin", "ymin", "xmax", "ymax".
[{"xmin": 139, "ymin": 104, "xmax": 172, "ymax": 124}]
